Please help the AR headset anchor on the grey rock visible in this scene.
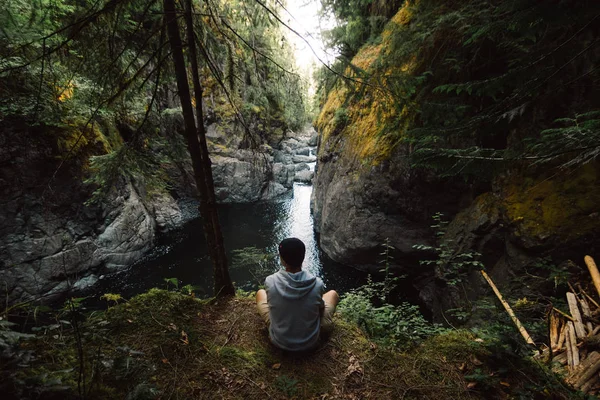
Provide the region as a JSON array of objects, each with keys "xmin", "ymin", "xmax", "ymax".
[
  {"xmin": 97, "ymin": 183, "xmax": 156, "ymax": 269},
  {"xmin": 292, "ymin": 155, "xmax": 317, "ymax": 163},
  {"xmin": 311, "ymin": 139, "xmax": 466, "ymax": 270},
  {"xmin": 281, "ymin": 138, "xmax": 301, "ymax": 150},
  {"xmin": 273, "ymin": 150, "xmax": 293, "ymax": 164},
  {"xmin": 295, "ymin": 163, "xmax": 310, "ymax": 172},
  {"xmin": 147, "ymin": 194, "xmax": 183, "ymax": 232},
  {"xmin": 308, "ymin": 132, "xmax": 319, "ymax": 147},
  {"xmin": 73, "ymin": 274, "xmax": 99, "ymax": 290},
  {"xmin": 272, "ymin": 163, "xmax": 295, "ymax": 189},
  {"xmin": 295, "ymin": 147, "xmax": 311, "ymax": 156},
  {"xmin": 211, "ymin": 155, "xmax": 268, "ymax": 203},
  {"xmin": 261, "ymin": 182, "xmax": 288, "ymax": 200},
  {"xmin": 206, "ymin": 123, "xmax": 227, "ymax": 145},
  {"xmin": 294, "ymin": 170, "xmax": 314, "ymax": 183}
]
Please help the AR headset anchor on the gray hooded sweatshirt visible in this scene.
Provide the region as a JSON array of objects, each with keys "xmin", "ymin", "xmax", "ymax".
[{"xmin": 264, "ymin": 270, "xmax": 325, "ymax": 351}]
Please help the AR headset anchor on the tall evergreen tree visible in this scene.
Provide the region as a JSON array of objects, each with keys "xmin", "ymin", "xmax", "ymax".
[{"xmin": 163, "ymin": 0, "xmax": 234, "ymax": 297}]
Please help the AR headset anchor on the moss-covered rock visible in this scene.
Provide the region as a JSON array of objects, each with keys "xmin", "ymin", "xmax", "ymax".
[{"xmin": 503, "ymin": 163, "xmax": 600, "ymax": 245}]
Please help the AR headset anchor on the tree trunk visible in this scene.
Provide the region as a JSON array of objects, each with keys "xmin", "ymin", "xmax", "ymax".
[
  {"xmin": 183, "ymin": 0, "xmax": 234, "ymax": 296},
  {"xmin": 163, "ymin": 0, "xmax": 235, "ymax": 297}
]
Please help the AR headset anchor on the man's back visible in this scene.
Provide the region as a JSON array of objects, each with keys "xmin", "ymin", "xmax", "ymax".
[{"xmin": 264, "ymin": 270, "xmax": 324, "ymax": 351}]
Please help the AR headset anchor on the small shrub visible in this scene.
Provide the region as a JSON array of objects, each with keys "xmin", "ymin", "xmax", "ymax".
[
  {"xmin": 339, "ymin": 289, "xmax": 444, "ymax": 349},
  {"xmin": 333, "ymin": 107, "xmax": 349, "ymax": 129},
  {"xmin": 339, "ymin": 240, "xmax": 445, "ymax": 349},
  {"xmin": 413, "ymin": 212, "xmax": 484, "ymax": 286}
]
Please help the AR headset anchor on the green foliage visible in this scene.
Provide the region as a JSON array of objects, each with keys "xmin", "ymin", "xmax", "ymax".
[
  {"xmin": 274, "ymin": 375, "xmax": 299, "ymax": 398},
  {"xmin": 339, "ymin": 288, "xmax": 444, "ymax": 349},
  {"xmin": 162, "ymin": 278, "xmax": 201, "ymax": 297},
  {"xmin": 318, "ymin": 0, "xmax": 600, "ymax": 179},
  {"xmin": 180, "ymin": 284, "xmax": 201, "ymax": 297},
  {"xmin": 100, "ymin": 293, "xmax": 123, "ymax": 307},
  {"xmin": 85, "ymin": 139, "xmax": 171, "ymax": 204},
  {"xmin": 414, "ymin": 213, "xmax": 484, "ymax": 286},
  {"xmin": 332, "ymin": 107, "xmax": 349, "ymax": 130},
  {"xmin": 230, "ymin": 246, "xmax": 277, "ymax": 286},
  {"xmin": 1, "ymin": 0, "xmax": 309, "ymax": 206},
  {"xmin": 163, "ymin": 277, "xmax": 179, "ymax": 291},
  {"xmin": 339, "ymin": 240, "xmax": 444, "ymax": 349},
  {"xmin": 526, "ymin": 111, "xmax": 600, "ymax": 170},
  {"xmin": 320, "ymin": 0, "xmax": 402, "ymax": 58}
]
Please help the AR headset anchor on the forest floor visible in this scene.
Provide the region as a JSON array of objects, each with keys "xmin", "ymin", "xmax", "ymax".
[{"xmin": 3, "ymin": 289, "xmax": 582, "ymax": 399}]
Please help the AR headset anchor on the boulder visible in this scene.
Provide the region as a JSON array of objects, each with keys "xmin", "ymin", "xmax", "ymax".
[
  {"xmin": 295, "ymin": 163, "xmax": 310, "ymax": 172},
  {"xmin": 295, "ymin": 147, "xmax": 311, "ymax": 156},
  {"xmin": 281, "ymin": 138, "xmax": 301, "ymax": 150},
  {"xmin": 97, "ymin": 183, "xmax": 157, "ymax": 269},
  {"xmin": 295, "ymin": 170, "xmax": 314, "ymax": 183},
  {"xmin": 211, "ymin": 155, "xmax": 266, "ymax": 203},
  {"xmin": 311, "ymin": 141, "xmax": 466, "ymax": 270},
  {"xmin": 273, "ymin": 150, "xmax": 293, "ymax": 164},
  {"xmin": 292, "ymin": 155, "xmax": 317, "ymax": 163},
  {"xmin": 308, "ymin": 132, "xmax": 319, "ymax": 147},
  {"xmin": 272, "ymin": 163, "xmax": 295, "ymax": 189},
  {"xmin": 0, "ymin": 180, "xmax": 164, "ymax": 301},
  {"xmin": 261, "ymin": 182, "xmax": 288, "ymax": 200},
  {"xmin": 148, "ymin": 194, "xmax": 183, "ymax": 232},
  {"xmin": 205, "ymin": 123, "xmax": 227, "ymax": 145}
]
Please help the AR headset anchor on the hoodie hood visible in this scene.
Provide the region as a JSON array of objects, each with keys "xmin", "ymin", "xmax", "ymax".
[{"xmin": 271, "ymin": 270, "xmax": 317, "ymax": 300}]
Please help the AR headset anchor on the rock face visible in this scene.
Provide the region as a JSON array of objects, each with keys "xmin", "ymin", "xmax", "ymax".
[
  {"xmin": 310, "ymin": 0, "xmax": 600, "ymax": 322},
  {"xmin": 206, "ymin": 123, "xmax": 318, "ymax": 202},
  {"xmin": 0, "ymin": 122, "xmax": 187, "ymax": 302},
  {"xmin": 311, "ymin": 139, "xmax": 467, "ymax": 271},
  {"xmin": 0, "ymin": 118, "xmax": 319, "ymax": 302},
  {"xmin": 312, "ymin": 122, "xmax": 600, "ymax": 319}
]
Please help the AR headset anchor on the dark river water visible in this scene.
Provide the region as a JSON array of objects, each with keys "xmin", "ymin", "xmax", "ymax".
[{"xmin": 88, "ymin": 182, "xmax": 368, "ymax": 300}]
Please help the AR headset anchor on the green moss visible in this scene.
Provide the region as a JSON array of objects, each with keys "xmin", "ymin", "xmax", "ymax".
[
  {"xmin": 315, "ymin": 2, "xmax": 422, "ymax": 170},
  {"xmin": 5, "ymin": 289, "xmax": 581, "ymax": 399},
  {"xmin": 503, "ymin": 162, "xmax": 600, "ymax": 240}
]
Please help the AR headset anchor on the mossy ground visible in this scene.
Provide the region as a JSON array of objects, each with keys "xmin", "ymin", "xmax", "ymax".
[{"xmin": 4, "ymin": 289, "xmax": 582, "ymax": 399}]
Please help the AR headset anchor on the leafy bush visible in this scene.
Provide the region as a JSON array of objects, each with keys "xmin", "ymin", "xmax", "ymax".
[
  {"xmin": 339, "ymin": 288, "xmax": 444, "ymax": 349},
  {"xmin": 339, "ymin": 240, "xmax": 445, "ymax": 349},
  {"xmin": 333, "ymin": 107, "xmax": 349, "ymax": 130},
  {"xmin": 414, "ymin": 212, "xmax": 484, "ymax": 286}
]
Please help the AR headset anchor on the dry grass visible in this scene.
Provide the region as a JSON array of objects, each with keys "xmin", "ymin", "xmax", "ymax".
[
  {"xmin": 9, "ymin": 289, "xmax": 580, "ymax": 399},
  {"xmin": 102, "ymin": 290, "xmax": 475, "ymax": 400}
]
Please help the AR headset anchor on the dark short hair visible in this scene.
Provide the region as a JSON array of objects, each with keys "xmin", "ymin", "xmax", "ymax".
[{"xmin": 279, "ymin": 238, "xmax": 305, "ymax": 269}]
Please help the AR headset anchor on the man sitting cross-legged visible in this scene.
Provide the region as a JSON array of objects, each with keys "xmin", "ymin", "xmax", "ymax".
[{"xmin": 256, "ymin": 237, "xmax": 339, "ymax": 352}]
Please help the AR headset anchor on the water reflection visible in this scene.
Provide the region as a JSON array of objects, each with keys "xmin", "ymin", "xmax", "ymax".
[{"xmin": 88, "ymin": 183, "xmax": 366, "ymax": 299}]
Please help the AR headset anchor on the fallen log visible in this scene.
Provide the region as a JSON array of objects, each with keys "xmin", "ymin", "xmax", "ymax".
[
  {"xmin": 557, "ymin": 324, "xmax": 567, "ymax": 350},
  {"xmin": 579, "ymin": 295, "xmax": 593, "ymax": 319},
  {"xmin": 550, "ymin": 311, "xmax": 559, "ymax": 349},
  {"xmin": 574, "ymin": 353, "xmax": 600, "ymax": 389},
  {"xmin": 568, "ymin": 351, "xmax": 600, "ymax": 385},
  {"xmin": 568, "ymin": 321, "xmax": 580, "ymax": 367},
  {"xmin": 480, "ymin": 270, "xmax": 535, "ymax": 345},
  {"xmin": 566, "ymin": 324, "xmax": 574, "ymax": 368},
  {"xmin": 553, "ymin": 351, "xmax": 568, "ymax": 365},
  {"xmin": 585, "ymin": 256, "xmax": 600, "ymax": 300},
  {"xmin": 582, "ymin": 375, "xmax": 600, "ymax": 395},
  {"xmin": 567, "ymin": 292, "xmax": 587, "ymax": 338}
]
